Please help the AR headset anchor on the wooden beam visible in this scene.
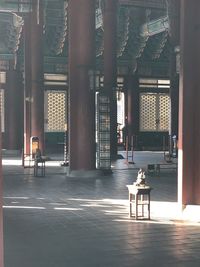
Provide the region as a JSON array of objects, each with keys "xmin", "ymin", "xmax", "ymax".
[{"xmin": 119, "ymin": 0, "xmax": 166, "ymax": 10}]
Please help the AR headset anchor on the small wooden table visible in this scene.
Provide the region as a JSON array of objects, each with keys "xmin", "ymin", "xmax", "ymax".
[{"xmin": 126, "ymin": 185, "xmax": 152, "ymax": 220}]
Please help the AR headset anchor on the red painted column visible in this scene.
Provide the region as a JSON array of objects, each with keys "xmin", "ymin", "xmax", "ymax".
[
  {"xmin": 68, "ymin": 0, "xmax": 96, "ymax": 172},
  {"xmin": 178, "ymin": 0, "xmax": 200, "ymax": 205},
  {"xmin": 103, "ymin": 0, "xmax": 118, "ymax": 157},
  {"xmin": 24, "ymin": 14, "xmax": 32, "ymax": 155},
  {"xmin": 5, "ymin": 69, "xmax": 23, "ymax": 150},
  {"xmin": 0, "ymin": 116, "xmax": 4, "ymax": 267},
  {"xmin": 169, "ymin": 0, "xmax": 180, "ymax": 155},
  {"xmin": 30, "ymin": 1, "xmax": 44, "ymax": 153},
  {"xmin": 170, "ymin": 56, "xmax": 179, "ymax": 138},
  {"xmin": 126, "ymin": 74, "xmax": 139, "ymax": 139}
]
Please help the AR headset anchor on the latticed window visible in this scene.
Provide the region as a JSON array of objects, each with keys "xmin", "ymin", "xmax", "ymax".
[
  {"xmin": 44, "ymin": 90, "xmax": 66, "ymax": 132},
  {"xmin": 140, "ymin": 93, "xmax": 170, "ymax": 132}
]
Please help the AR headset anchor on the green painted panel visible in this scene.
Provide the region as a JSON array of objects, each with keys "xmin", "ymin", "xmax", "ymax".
[
  {"xmin": 137, "ymin": 132, "xmax": 169, "ymax": 150},
  {"xmin": 45, "ymin": 132, "xmax": 65, "ymax": 145}
]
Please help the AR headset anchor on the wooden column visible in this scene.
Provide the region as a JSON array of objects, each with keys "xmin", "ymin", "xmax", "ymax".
[
  {"xmin": 68, "ymin": 0, "xmax": 96, "ymax": 172},
  {"xmin": 170, "ymin": 57, "xmax": 179, "ymax": 138},
  {"xmin": 5, "ymin": 69, "xmax": 23, "ymax": 150},
  {"xmin": 24, "ymin": 14, "xmax": 32, "ymax": 155},
  {"xmin": 169, "ymin": 0, "xmax": 180, "ymax": 140},
  {"xmin": 178, "ymin": 0, "xmax": 200, "ymax": 205},
  {"xmin": 103, "ymin": 0, "xmax": 118, "ymax": 157},
  {"xmin": 126, "ymin": 74, "xmax": 139, "ymax": 139},
  {"xmin": 30, "ymin": 1, "xmax": 44, "ymax": 153},
  {"xmin": 0, "ymin": 115, "xmax": 4, "ymax": 267}
]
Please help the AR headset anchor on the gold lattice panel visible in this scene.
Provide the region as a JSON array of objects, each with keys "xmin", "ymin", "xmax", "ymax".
[
  {"xmin": 46, "ymin": 91, "xmax": 66, "ymax": 132},
  {"xmin": 158, "ymin": 94, "xmax": 170, "ymax": 131},
  {"xmin": 0, "ymin": 90, "xmax": 4, "ymax": 132},
  {"xmin": 140, "ymin": 93, "xmax": 157, "ymax": 131}
]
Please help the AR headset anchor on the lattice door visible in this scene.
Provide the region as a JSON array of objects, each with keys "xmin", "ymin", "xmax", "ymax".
[
  {"xmin": 96, "ymin": 93, "xmax": 111, "ymax": 170},
  {"xmin": 44, "ymin": 91, "xmax": 66, "ymax": 132},
  {"xmin": 140, "ymin": 93, "xmax": 169, "ymax": 132},
  {"xmin": 0, "ymin": 90, "xmax": 4, "ymax": 132},
  {"xmin": 140, "ymin": 93, "xmax": 157, "ymax": 131},
  {"xmin": 158, "ymin": 94, "xmax": 170, "ymax": 131}
]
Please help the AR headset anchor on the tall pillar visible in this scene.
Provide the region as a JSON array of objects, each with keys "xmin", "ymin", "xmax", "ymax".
[
  {"xmin": 170, "ymin": 55, "xmax": 179, "ymax": 138},
  {"xmin": 126, "ymin": 74, "xmax": 139, "ymax": 139},
  {"xmin": 24, "ymin": 14, "xmax": 31, "ymax": 155},
  {"xmin": 178, "ymin": 0, "xmax": 200, "ymax": 205},
  {"xmin": 0, "ymin": 116, "xmax": 4, "ymax": 267},
  {"xmin": 169, "ymin": 0, "xmax": 180, "ymax": 141},
  {"xmin": 5, "ymin": 69, "xmax": 23, "ymax": 150},
  {"xmin": 30, "ymin": 1, "xmax": 44, "ymax": 153},
  {"xmin": 103, "ymin": 0, "xmax": 118, "ymax": 157},
  {"xmin": 68, "ymin": 0, "xmax": 96, "ymax": 172}
]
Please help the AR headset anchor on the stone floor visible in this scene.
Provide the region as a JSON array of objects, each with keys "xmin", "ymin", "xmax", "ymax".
[{"xmin": 2, "ymin": 151, "xmax": 200, "ymax": 267}]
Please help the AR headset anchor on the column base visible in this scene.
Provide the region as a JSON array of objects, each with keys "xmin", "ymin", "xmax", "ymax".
[{"xmin": 181, "ymin": 205, "xmax": 200, "ymax": 222}]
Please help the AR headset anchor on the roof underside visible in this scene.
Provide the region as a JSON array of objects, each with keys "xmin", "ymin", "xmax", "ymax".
[{"xmin": 0, "ymin": 0, "xmax": 178, "ymax": 76}]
